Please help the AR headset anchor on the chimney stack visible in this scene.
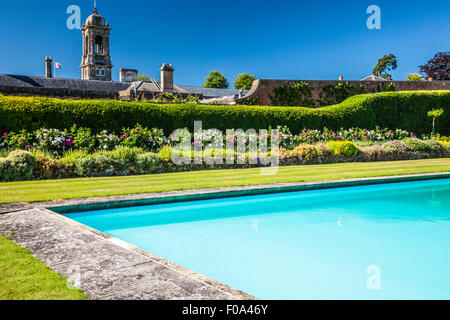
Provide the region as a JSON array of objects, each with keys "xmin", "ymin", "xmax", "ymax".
[
  {"xmin": 45, "ymin": 57, "xmax": 53, "ymax": 78},
  {"xmin": 160, "ymin": 63, "xmax": 174, "ymax": 93}
]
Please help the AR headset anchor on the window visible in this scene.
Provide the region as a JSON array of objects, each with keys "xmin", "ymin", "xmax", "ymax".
[
  {"xmin": 96, "ymin": 69, "xmax": 106, "ymax": 77},
  {"xmin": 94, "ymin": 35, "xmax": 103, "ymax": 54}
]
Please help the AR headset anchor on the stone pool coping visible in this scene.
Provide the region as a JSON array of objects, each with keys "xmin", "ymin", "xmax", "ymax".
[
  {"xmin": 0, "ymin": 171, "xmax": 449, "ymax": 300},
  {"xmin": 35, "ymin": 171, "xmax": 450, "ymax": 213}
]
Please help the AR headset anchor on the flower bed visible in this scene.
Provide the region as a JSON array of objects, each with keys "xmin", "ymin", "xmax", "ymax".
[
  {"xmin": 1, "ymin": 130, "xmax": 449, "ymax": 182},
  {"xmin": 0, "ymin": 125, "xmax": 419, "ymax": 156}
]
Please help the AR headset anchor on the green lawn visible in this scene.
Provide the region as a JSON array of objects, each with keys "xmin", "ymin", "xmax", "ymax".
[
  {"xmin": 0, "ymin": 235, "xmax": 87, "ymax": 300},
  {"xmin": 1, "ymin": 158, "xmax": 449, "ymax": 204}
]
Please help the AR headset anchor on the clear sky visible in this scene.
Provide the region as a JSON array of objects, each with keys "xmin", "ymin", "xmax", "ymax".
[{"xmin": 0, "ymin": 0, "xmax": 448, "ymax": 85}]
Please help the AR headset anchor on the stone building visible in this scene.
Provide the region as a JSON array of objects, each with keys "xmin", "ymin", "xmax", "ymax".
[{"xmin": 80, "ymin": 5, "xmax": 113, "ymax": 81}]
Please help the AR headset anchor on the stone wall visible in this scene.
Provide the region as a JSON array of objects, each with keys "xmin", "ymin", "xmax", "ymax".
[{"xmin": 236, "ymin": 79, "xmax": 450, "ymax": 106}]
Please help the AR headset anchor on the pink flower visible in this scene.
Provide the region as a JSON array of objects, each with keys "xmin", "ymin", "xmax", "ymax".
[
  {"xmin": 26, "ymin": 145, "xmax": 31, "ymax": 148},
  {"xmin": 2, "ymin": 133, "xmax": 7, "ymax": 136}
]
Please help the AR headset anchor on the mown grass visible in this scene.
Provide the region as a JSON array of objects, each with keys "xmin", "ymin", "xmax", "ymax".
[
  {"xmin": 0, "ymin": 158, "xmax": 449, "ymax": 204},
  {"xmin": 0, "ymin": 235, "xmax": 87, "ymax": 300}
]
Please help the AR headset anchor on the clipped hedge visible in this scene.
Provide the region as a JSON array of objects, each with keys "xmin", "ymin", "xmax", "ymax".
[{"xmin": 0, "ymin": 91, "xmax": 449, "ymax": 135}]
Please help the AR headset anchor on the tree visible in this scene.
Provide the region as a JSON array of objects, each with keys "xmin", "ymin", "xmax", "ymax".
[
  {"xmin": 372, "ymin": 54, "xmax": 398, "ymax": 80},
  {"xmin": 137, "ymin": 74, "xmax": 151, "ymax": 82},
  {"xmin": 419, "ymin": 52, "xmax": 450, "ymax": 80},
  {"xmin": 427, "ymin": 109, "xmax": 444, "ymax": 134},
  {"xmin": 202, "ymin": 71, "xmax": 229, "ymax": 89},
  {"xmin": 233, "ymin": 73, "xmax": 256, "ymax": 90},
  {"xmin": 406, "ymin": 73, "xmax": 422, "ymax": 81}
]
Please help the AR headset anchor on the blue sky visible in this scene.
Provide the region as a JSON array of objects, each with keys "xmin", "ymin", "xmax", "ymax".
[{"xmin": 0, "ymin": 0, "xmax": 448, "ymax": 85}]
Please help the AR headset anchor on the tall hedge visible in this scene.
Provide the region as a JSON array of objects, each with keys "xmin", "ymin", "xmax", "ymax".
[{"xmin": 0, "ymin": 91, "xmax": 449, "ymax": 135}]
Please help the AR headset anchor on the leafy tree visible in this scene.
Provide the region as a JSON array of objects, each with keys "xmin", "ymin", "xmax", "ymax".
[
  {"xmin": 419, "ymin": 52, "xmax": 450, "ymax": 80},
  {"xmin": 137, "ymin": 74, "xmax": 151, "ymax": 82},
  {"xmin": 427, "ymin": 109, "xmax": 444, "ymax": 134},
  {"xmin": 202, "ymin": 71, "xmax": 229, "ymax": 89},
  {"xmin": 406, "ymin": 73, "xmax": 422, "ymax": 81},
  {"xmin": 372, "ymin": 54, "xmax": 398, "ymax": 80},
  {"xmin": 233, "ymin": 73, "xmax": 256, "ymax": 90}
]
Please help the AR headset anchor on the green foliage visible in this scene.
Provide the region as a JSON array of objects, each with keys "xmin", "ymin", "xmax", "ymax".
[
  {"xmin": 118, "ymin": 124, "xmax": 167, "ymax": 152},
  {"xmin": 59, "ymin": 149, "xmax": 89, "ymax": 165},
  {"xmin": 0, "ymin": 150, "xmax": 35, "ymax": 181},
  {"xmin": 373, "ymin": 54, "xmax": 398, "ymax": 80},
  {"xmin": 402, "ymin": 138, "xmax": 444, "ymax": 153},
  {"xmin": 321, "ymin": 82, "xmax": 366, "ymax": 105},
  {"xmin": 157, "ymin": 145, "xmax": 173, "ymax": 161},
  {"xmin": 202, "ymin": 71, "xmax": 229, "ymax": 89},
  {"xmin": 427, "ymin": 108, "xmax": 444, "ymax": 118},
  {"xmin": 97, "ymin": 146, "xmax": 145, "ymax": 162},
  {"xmin": 240, "ymin": 96, "xmax": 261, "ymax": 105},
  {"xmin": 326, "ymin": 141, "xmax": 359, "ymax": 157},
  {"xmin": 137, "ymin": 74, "xmax": 151, "ymax": 82},
  {"xmin": 382, "ymin": 140, "xmax": 408, "ymax": 153},
  {"xmin": 1, "ymin": 91, "xmax": 450, "ymax": 136},
  {"xmin": 233, "ymin": 73, "xmax": 255, "ymax": 90},
  {"xmin": 142, "ymin": 92, "xmax": 200, "ymax": 104},
  {"xmin": 136, "ymin": 153, "xmax": 161, "ymax": 172},
  {"xmin": 270, "ymin": 82, "xmax": 315, "ymax": 106},
  {"xmin": 289, "ymin": 144, "xmax": 318, "ymax": 163},
  {"xmin": 407, "ymin": 73, "xmax": 422, "ymax": 81},
  {"xmin": 378, "ymin": 82, "xmax": 396, "ymax": 92}
]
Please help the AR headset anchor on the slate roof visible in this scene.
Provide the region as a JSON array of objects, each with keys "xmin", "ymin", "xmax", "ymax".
[
  {"xmin": 120, "ymin": 81, "xmax": 191, "ymax": 96},
  {"xmin": 0, "ymin": 74, "xmax": 130, "ymax": 92}
]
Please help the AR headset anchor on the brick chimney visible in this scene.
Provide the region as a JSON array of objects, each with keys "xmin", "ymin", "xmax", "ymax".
[
  {"xmin": 45, "ymin": 57, "xmax": 53, "ymax": 78},
  {"xmin": 160, "ymin": 63, "xmax": 174, "ymax": 93}
]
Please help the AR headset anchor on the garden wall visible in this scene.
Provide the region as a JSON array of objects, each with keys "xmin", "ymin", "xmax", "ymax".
[{"xmin": 237, "ymin": 79, "xmax": 450, "ymax": 106}]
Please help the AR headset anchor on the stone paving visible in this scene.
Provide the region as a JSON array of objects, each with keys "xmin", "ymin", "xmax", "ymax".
[{"xmin": 0, "ymin": 209, "xmax": 249, "ymax": 300}]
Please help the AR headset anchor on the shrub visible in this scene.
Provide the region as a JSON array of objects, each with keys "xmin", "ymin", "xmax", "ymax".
[
  {"xmin": 359, "ymin": 145, "xmax": 390, "ymax": 161},
  {"xmin": 402, "ymin": 138, "xmax": 443, "ymax": 153},
  {"xmin": 35, "ymin": 158, "xmax": 73, "ymax": 179},
  {"xmin": 136, "ymin": 153, "xmax": 161, "ymax": 172},
  {"xmin": 119, "ymin": 124, "xmax": 167, "ymax": 152},
  {"xmin": 73, "ymin": 158, "xmax": 95, "ymax": 176},
  {"xmin": 70, "ymin": 126, "xmax": 96, "ymax": 152},
  {"xmin": 1, "ymin": 91, "xmax": 449, "ymax": 135},
  {"xmin": 289, "ymin": 144, "xmax": 318, "ymax": 162},
  {"xmin": 158, "ymin": 145, "xmax": 173, "ymax": 161},
  {"xmin": 0, "ymin": 150, "xmax": 35, "ymax": 181},
  {"xmin": 59, "ymin": 149, "xmax": 90, "ymax": 165},
  {"xmin": 99, "ymin": 146, "xmax": 144, "ymax": 162},
  {"xmin": 382, "ymin": 140, "xmax": 409, "ymax": 153},
  {"xmin": 74, "ymin": 155, "xmax": 115, "ymax": 176},
  {"xmin": 326, "ymin": 141, "xmax": 359, "ymax": 157},
  {"xmin": 35, "ymin": 128, "xmax": 69, "ymax": 155},
  {"xmin": 425, "ymin": 139, "xmax": 445, "ymax": 153},
  {"xmin": 315, "ymin": 143, "xmax": 332, "ymax": 156}
]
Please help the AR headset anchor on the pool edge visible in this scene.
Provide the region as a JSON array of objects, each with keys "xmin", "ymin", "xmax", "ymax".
[{"xmin": 39, "ymin": 172, "xmax": 450, "ymax": 214}]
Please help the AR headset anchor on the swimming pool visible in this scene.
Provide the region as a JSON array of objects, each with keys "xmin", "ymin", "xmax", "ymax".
[{"xmin": 64, "ymin": 178, "xmax": 450, "ymax": 299}]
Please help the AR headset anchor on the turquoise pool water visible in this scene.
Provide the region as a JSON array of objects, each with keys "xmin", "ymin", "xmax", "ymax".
[{"xmin": 65, "ymin": 178, "xmax": 450, "ymax": 299}]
